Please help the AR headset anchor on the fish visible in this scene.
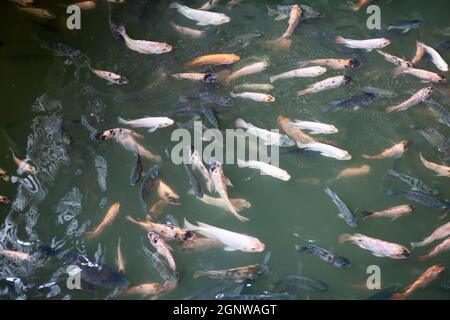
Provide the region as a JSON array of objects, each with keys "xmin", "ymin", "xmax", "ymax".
[
  {"xmin": 95, "ymin": 128, "xmax": 144, "ymax": 141},
  {"xmin": 339, "ymin": 233, "xmax": 411, "ymax": 259},
  {"xmin": 302, "ymin": 142, "xmax": 352, "ymax": 161},
  {"xmin": 387, "ymin": 19, "xmax": 425, "ymax": 33},
  {"xmin": 116, "ymin": 237, "xmax": 126, "ymax": 274},
  {"xmin": 266, "ymin": 4, "xmax": 322, "ymax": 21},
  {"xmin": 237, "ymin": 159, "xmax": 291, "ymax": 181},
  {"xmin": 388, "ymin": 169, "xmax": 438, "ymax": 195},
  {"xmin": 170, "ymin": 22, "xmax": 205, "ymax": 38},
  {"xmin": 411, "ymin": 41, "xmax": 426, "ymax": 65},
  {"xmin": 125, "ymin": 281, "xmax": 176, "ymax": 298},
  {"xmin": 420, "ymin": 127, "xmax": 445, "ymax": 147},
  {"xmin": 130, "ymin": 147, "xmax": 143, "ymax": 186},
  {"xmin": 436, "ymin": 40, "xmax": 450, "ymax": 54},
  {"xmin": 225, "ymin": 61, "xmax": 269, "ymax": 85},
  {"xmin": 365, "ymin": 283, "xmax": 404, "ymax": 300},
  {"xmin": 32, "ymin": 34, "xmax": 82, "ymax": 57},
  {"xmin": 115, "ymin": 134, "xmax": 161, "ymax": 163},
  {"xmin": 184, "ymin": 163, "xmax": 203, "ymax": 198},
  {"xmin": 215, "ymin": 293, "xmax": 296, "ymax": 300},
  {"xmin": 419, "ymin": 153, "xmax": 450, "ymax": 177},
  {"xmin": 184, "ymin": 219, "xmax": 265, "ymax": 252},
  {"xmin": 296, "ymin": 75, "xmax": 351, "ymax": 96},
  {"xmin": 392, "ymin": 67, "xmax": 446, "ymax": 84},
  {"xmin": 321, "ymin": 92, "xmax": 377, "ymax": 114},
  {"xmin": 0, "ymin": 195, "xmax": 10, "ymax": 204},
  {"xmin": 198, "ymin": 0, "xmax": 220, "ymax": 10},
  {"xmin": 388, "ymin": 189, "xmax": 450, "ymax": 211},
  {"xmin": 8, "ymin": 0, "xmax": 34, "ymax": 6},
  {"xmin": 193, "ymin": 264, "xmax": 267, "ymax": 282},
  {"xmin": 423, "ymin": 99, "xmax": 450, "ymax": 128},
  {"xmin": 0, "ymin": 249, "xmax": 32, "ymax": 262},
  {"xmin": 126, "ymin": 215, "xmax": 195, "ymax": 241},
  {"xmin": 295, "ymin": 244, "xmax": 351, "ymax": 268},
  {"xmin": 278, "ymin": 115, "xmax": 316, "ymax": 146},
  {"xmin": 418, "ymin": 42, "xmax": 448, "ymax": 72},
  {"xmin": 235, "ymin": 118, "xmax": 295, "ymax": 147},
  {"xmin": 297, "ymin": 58, "xmax": 361, "ymax": 70},
  {"xmin": 273, "ymin": 275, "xmax": 328, "ymax": 293},
  {"xmin": 376, "ymin": 50, "xmax": 413, "ymax": 69},
  {"xmin": 194, "ymin": 193, "xmax": 251, "ymax": 213},
  {"xmin": 199, "ymin": 104, "xmax": 220, "ymax": 129},
  {"xmin": 324, "ymin": 187, "xmax": 357, "ymax": 228},
  {"xmin": 170, "ymin": 2, "xmax": 230, "ymax": 26},
  {"xmin": 147, "ymin": 232, "xmax": 176, "ymax": 272},
  {"xmin": 187, "ymin": 146, "xmax": 213, "ymax": 192},
  {"xmin": 360, "ymin": 87, "xmax": 397, "ymax": 98},
  {"xmin": 230, "ymin": 92, "xmax": 275, "ymax": 102},
  {"xmin": 363, "ymin": 140, "xmax": 412, "ymax": 159},
  {"xmin": 157, "ymin": 179, "xmax": 180, "ymax": 205},
  {"xmin": 117, "ymin": 116, "xmax": 174, "ymax": 133},
  {"xmin": 335, "ymin": 36, "xmax": 390, "ymax": 51},
  {"xmin": 171, "ymin": 72, "xmax": 213, "ymax": 82},
  {"xmin": 140, "ymin": 165, "xmax": 160, "ymax": 213},
  {"xmin": 234, "ymin": 83, "xmax": 273, "ymax": 91},
  {"xmin": 142, "ymin": 244, "xmax": 178, "ymax": 283},
  {"xmin": 18, "ymin": 7, "xmax": 56, "ymax": 19},
  {"xmin": 10, "ymin": 148, "xmax": 37, "ymax": 175},
  {"xmin": 411, "ymin": 221, "xmax": 450, "ymax": 248},
  {"xmin": 351, "ymin": 0, "xmax": 370, "ymax": 11},
  {"xmin": 0, "ymin": 168, "xmax": 10, "ymax": 182},
  {"xmin": 280, "ymin": 5, "xmax": 301, "ymax": 39},
  {"xmin": 149, "ymin": 199, "xmax": 169, "ymax": 218},
  {"xmin": 179, "ymin": 236, "xmax": 223, "ymax": 252},
  {"xmin": 60, "ymin": 1, "xmax": 96, "ymax": 10},
  {"xmin": 182, "ymin": 91, "xmax": 233, "ymax": 107},
  {"xmin": 84, "ymin": 202, "xmax": 120, "ymax": 239},
  {"xmin": 392, "ymin": 265, "xmax": 445, "ymax": 300},
  {"xmin": 226, "ymin": 32, "xmax": 264, "ymax": 48},
  {"xmin": 419, "ymin": 237, "xmax": 450, "ymax": 260},
  {"xmin": 291, "ymin": 120, "xmax": 338, "ymax": 135},
  {"xmin": 115, "ymin": 25, "xmax": 172, "ymax": 54},
  {"xmin": 269, "ymin": 66, "xmax": 327, "ymax": 83},
  {"xmin": 336, "ymin": 165, "xmax": 371, "ymax": 180},
  {"xmin": 362, "ymin": 204, "xmax": 415, "ymax": 220},
  {"xmin": 94, "ymin": 155, "xmax": 107, "ymax": 192},
  {"xmin": 209, "ymin": 158, "xmax": 249, "ymax": 222},
  {"xmin": 183, "ymin": 54, "xmax": 240, "ymax": 68}
]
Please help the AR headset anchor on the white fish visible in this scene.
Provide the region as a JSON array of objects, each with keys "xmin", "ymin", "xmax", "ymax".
[
  {"xmin": 90, "ymin": 67, "xmax": 129, "ymax": 85},
  {"xmin": 116, "ymin": 25, "xmax": 172, "ymax": 54},
  {"xmin": 170, "ymin": 22, "xmax": 205, "ymax": 38},
  {"xmin": 225, "ymin": 61, "xmax": 269, "ymax": 85},
  {"xmin": 393, "ymin": 67, "xmax": 446, "ymax": 83},
  {"xmin": 188, "ymin": 146, "xmax": 213, "ymax": 192},
  {"xmin": 303, "ymin": 142, "xmax": 352, "ymax": 160},
  {"xmin": 169, "ymin": 2, "xmax": 230, "ymax": 26},
  {"xmin": 376, "ymin": 50, "xmax": 413, "ymax": 69},
  {"xmin": 292, "ymin": 120, "xmax": 338, "ymax": 135},
  {"xmin": 118, "ymin": 116, "xmax": 174, "ymax": 132},
  {"xmin": 270, "ymin": 66, "xmax": 327, "ymax": 83},
  {"xmin": 235, "ymin": 118, "xmax": 295, "ymax": 147},
  {"xmin": 230, "ymin": 92, "xmax": 275, "ymax": 102},
  {"xmin": 385, "ymin": 87, "xmax": 433, "ymax": 113},
  {"xmin": 184, "ymin": 219, "xmax": 265, "ymax": 252},
  {"xmin": 420, "ymin": 153, "xmax": 450, "ymax": 177},
  {"xmin": 198, "ymin": 0, "xmax": 220, "ymax": 11},
  {"xmin": 237, "ymin": 159, "xmax": 290, "ymax": 181},
  {"xmin": 418, "ymin": 41, "xmax": 448, "ymax": 72},
  {"xmin": 234, "ymin": 83, "xmax": 274, "ymax": 91},
  {"xmin": 296, "ymin": 76, "xmax": 351, "ymax": 96},
  {"xmin": 115, "ymin": 134, "xmax": 161, "ymax": 163},
  {"xmin": 335, "ymin": 36, "xmax": 391, "ymax": 51}
]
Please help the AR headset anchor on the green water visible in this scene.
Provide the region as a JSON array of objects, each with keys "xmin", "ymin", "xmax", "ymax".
[{"xmin": 0, "ymin": 0, "xmax": 449, "ymax": 300}]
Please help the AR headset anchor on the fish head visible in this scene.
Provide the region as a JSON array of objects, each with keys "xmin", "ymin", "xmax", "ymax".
[
  {"xmin": 348, "ymin": 58, "xmax": 362, "ymax": 68},
  {"xmin": 245, "ymin": 240, "xmax": 266, "ymax": 252},
  {"xmin": 160, "ymin": 117, "xmax": 175, "ymax": 128},
  {"xmin": 382, "ymin": 39, "xmax": 392, "ymax": 47},
  {"xmin": 437, "ymin": 75, "xmax": 447, "ymax": 83},
  {"xmin": 182, "ymin": 231, "xmax": 196, "ymax": 241},
  {"xmin": 401, "ymin": 140, "xmax": 413, "ymax": 150},
  {"xmin": 266, "ymin": 95, "xmax": 276, "ymax": 102},
  {"xmin": 115, "ymin": 77, "xmax": 129, "ymax": 85},
  {"xmin": 155, "ymin": 43, "xmax": 173, "ymax": 54},
  {"xmin": 202, "ymin": 73, "xmax": 217, "ymax": 83},
  {"xmin": 335, "ymin": 257, "xmax": 351, "ymax": 268},
  {"xmin": 147, "ymin": 232, "xmax": 160, "ymax": 245},
  {"xmin": 394, "ymin": 247, "xmax": 411, "ymax": 259},
  {"xmin": 432, "ymin": 265, "xmax": 446, "ymax": 274}
]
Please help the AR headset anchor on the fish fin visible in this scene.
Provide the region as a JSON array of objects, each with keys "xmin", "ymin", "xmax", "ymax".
[
  {"xmin": 236, "ymin": 159, "xmax": 247, "ymax": 168},
  {"xmin": 296, "ymin": 89, "xmax": 310, "ymax": 96},
  {"xmin": 294, "ymin": 244, "xmax": 310, "ymax": 253},
  {"xmin": 361, "ymin": 211, "xmax": 374, "ymax": 219},
  {"xmin": 117, "ymin": 116, "xmax": 128, "ymax": 125},
  {"xmin": 196, "ymin": 21, "xmax": 209, "ymax": 26},
  {"xmin": 392, "ymin": 67, "xmax": 404, "ymax": 78},
  {"xmin": 234, "ymin": 118, "xmax": 248, "ymax": 129},
  {"xmin": 224, "ymin": 246, "xmax": 237, "ymax": 252},
  {"xmin": 192, "ymin": 271, "xmax": 206, "ymax": 279},
  {"xmin": 226, "ymin": 178, "xmax": 234, "ymax": 187},
  {"xmin": 391, "ymin": 293, "xmax": 405, "ymax": 300},
  {"xmin": 183, "ymin": 218, "xmax": 198, "ymax": 231},
  {"xmin": 365, "ymin": 49, "xmax": 373, "ymax": 52},
  {"xmin": 147, "ymin": 127, "xmax": 158, "ymax": 133},
  {"xmin": 334, "ymin": 36, "xmax": 346, "ymax": 45},
  {"xmin": 371, "ymin": 252, "xmax": 384, "ymax": 257},
  {"xmin": 275, "ymin": 14, "xmax": 288, "ymax": 21},
  {"xmin": 410, "ymin": 242, "xmax": 422, "ymax": 249},
  {"xmin": 169, "ymin": 2, "xmax": 181, "ymax": 10},
  {"xmin": 297, "ymin": 60, "xmax": 309, "ymax": 68},
  {"xmin": 401, "ymin": 28, "xmax": 410, "ymax": 34},
  {"xmin": 338, "ymin": 233, "xmax": 351, "ymax": 244},
  {"xmin": 269, "ymin": 76, "xmax": 278, "ymax": 83}
]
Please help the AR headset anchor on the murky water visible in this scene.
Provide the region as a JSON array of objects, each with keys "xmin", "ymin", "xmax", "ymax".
[{"xmin": 1, "ymin": 0, "xmax": 449, "ymax": 300}]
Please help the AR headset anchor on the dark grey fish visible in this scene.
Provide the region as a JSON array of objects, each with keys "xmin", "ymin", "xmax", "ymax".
[
  {"xmin": 60, "ymin": 126, "xmax": 73, "ymax": 146},
  {"xmin": 200, "ymin": 104, "xmax": 219, "ymax": 129},
  {"xmin": 436, "ymin": 40, "xmax": 450, "ymax": 54},
  {"xmin": 130, "ymin": 148, "xmax": 143, "ymax": 186},
  {"xmin": 438, "ymin": 137, "xmax": 450, "ymax": 154},
  {"xmin": 387, "ymin": 19, "xmax": 425, "ymax": 33},
  {"xmin": 441, "ymin": 281, "xmax": 450, "ymax": 290},
  {"xmin": 142, "ymin": 239, "xmax": 177, "ymax": 283},
  {"xmin": 183, "ymin": 164, "xmax": 203, "ymax": 198},
  {"xmin": 295, "ymin": 244, "xmax": 351, "ymax": 268},
  {"xmin": 94, "ymin": 155, "xmax": 107, "ymax": 192},
  {"xmin": 226, "ymin": 31, "xmax": 264, "ymax": 48},
  {"xmin": 321, "ymin": 92, "xmax": 377, "ymax": 114},
  {"xmin": 183, "ymin": 91, "xmax": 234, "ymax": 107},
  {"xmin": 32, "ymin": 34, "xmax": 81, "ymax": 57},
  {"xmin": 165, "ymin": 105, "xmax": 202, "ymax": 118},
  {"xmin": 215, "ymin": 292, "xmax": 296, "ymax": 300},
  {"xmin": 387, "ymin": 189, "xmax": 450, "ymax": 211},
  {"xmin": 366, "ymin": 283, "xmax": 403, "ymax": 300},
  {"xmin": 423, "ymin": 100, "xmax": 450, "ymax": 128},
  {"xmin": 140, "ymin": 165, "xmax": 160, "ymax": 214},
  {"xmin": 273, "ymin": 275, "xmax": 328, "ymax": 293},
  {"xmin": 324, "ymin": 187, "xmax": 357, "ymax": 228},
  {"xmin": 187, "ymin": 281, "xmax": 241, "ymax": 300},
  {"xmin": 388, "ymin": 169, "xmax": 438, "ymax": 195},
  {"xmin": 419, "ymin": 127, "xmax": 445, "ymax": 147},
  {"xmin": 279, "ymin": 148, "xmax": 319, "ymax": 158}
]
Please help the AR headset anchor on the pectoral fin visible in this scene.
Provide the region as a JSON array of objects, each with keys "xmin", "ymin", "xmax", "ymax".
[{"xmin": 224, "ymin": 246, "xmax": 237, "ymax": 252}]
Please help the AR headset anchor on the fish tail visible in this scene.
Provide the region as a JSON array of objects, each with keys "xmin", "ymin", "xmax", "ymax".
[
  {"xmin": 296, "ymin": 88, "xmax": 311, "ymax": 96},
  {"xmin": 362, "ymin": 154, "xmax": 374, "ymax": 159},
  {"xmin": 361, "ymin": 211, "xmax": 374, "ymax": 219},
  {"xmin": 410, "ymin": 241, "xmax": 423, "ymax": 249},
  {"xmin": 232, "ymin": 209, "xmax": 250, "ymax": 222},
  {"xmin": 297, "ymin": 60, "xmax": 310, "ymax": 68},
  {"xmin": 391, "ymin": 293, "xmax": 406, "ymax": 300},
  {"xmin": 183, "ymin": 218, "xmax": 198, "ymax": 231},
  {"xmin": 385, "ymin": 105, "xmax": 398, "ymax": 113},
  {"xmin": 294, "ymin": 244, "xmax": 310, "ymax": 253},
  {"xmin": 269, "ymin": 75, "xmax": 279, "ymax": 83},
  {"xmin": 235, "ymin": 118, "xmax": 248, "ymax": 129},
  {"xmin": 84, "ymin": 229, "xmax": 99, "ymax": 239},
  {"xmin": 10, "ymin": 176, "xmax": 19, "ymax": 184},
  {"xmin": 387, "ymin": 169, "xmax": 398, "ymax": 177},
  {"xmin": 117, "ymin": 116, "xmax": 128, "ymax": 125},
  {"xmin": 169, "ymin": 2, "xmax": 181, "ymax": 10},
  {"xmin": 236, "ymin": 159, "xmax": 247, "ymax": 168},
  {"xmin": 230, "ymin": 92, "xmax": 238, "ymax": 98},
  {"xmin": 192, "ymin": 271, "xmax": 207, "ymax": 279},
  {"xmin": 334, "ymin": 36, "xmax": 346, "ymax": 45},
  {"xmin": 230, "ymin": 198, "xmax": 250, "ymax": 211},
  {"xmin": 338, "ymin": 233, "xmax": 352, "ymax": 244},
  {"xmin": 125, "ymin": 215, "xmax": 139, "ymax": 225},
  {"xmin": 386, "ymin": 189, "xmax": 398, "ymax": 197}
]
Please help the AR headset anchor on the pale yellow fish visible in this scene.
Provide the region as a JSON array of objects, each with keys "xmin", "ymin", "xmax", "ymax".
[
  {"xmin": 411, "ymin": 221, "xmax": 450, "ymax": 248},
  {"xmin": 281, "ymin": 5, "xmax": 301, "ymax": 39},
  {"xmin": 411, "ymin": 41, "xmax": 426, "ymax": 65},
  {"xmin": 363, "ymin": 140, "xmax": 412, "ymax": 159},
  {"xmin": 419, "ymin": 238, "xmax": 450, "ymax": 260},
  {"xmin": 336, "ymin": 165, "xmax": 371, "ymax": 180},
  {"xmin": 116, "ymin": 25, "xmax": 172, "ymax": 54},
  {"xmin": 125, "ymin": 281, "xmax": 176, "ymax": 298},
  {"xmin": 179, "ymin": 237, "xmax": 223, "ymax": 252},
  {"xmin": 230, "ymin": 91, "xmax": 275, "ymax": 102},
  {"xmin": 171, "ymin": 72, "xmax": 210, "ymax": 81},
  {"xmin": 0, "ymin": 249, "xmax": 32, "ymax": 262},
  {"xmin": 170, "ymin": 22, "xmax": 205, "ymax": 38},
  {"xmin": 183, "ymin": 54, "xmax": 240, "ymax": 68},
  {"xmin": 385, "ymin": 87, "xmax": 433, "ymax": 113},
  {"xmin": 18, "ymin": 7, "xmax": 56, "ymax": 19},
  {"xmin": 116, "ymin": 237, "xmax": 126, "ymax": 274},
  {"xmin": 225, "ymin": 61, "xmax": 269, "ymax": 84},
  {"xmin": 362, "ymin": 204, "xmax": 414, "ymax": 220},
  {"xmin": 85, "ymin": 202, "xmax": 120, "ymax": 239},
  {"xmin": 420, "ymin": 153, "xmax": 450, "ymax": 177}
]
